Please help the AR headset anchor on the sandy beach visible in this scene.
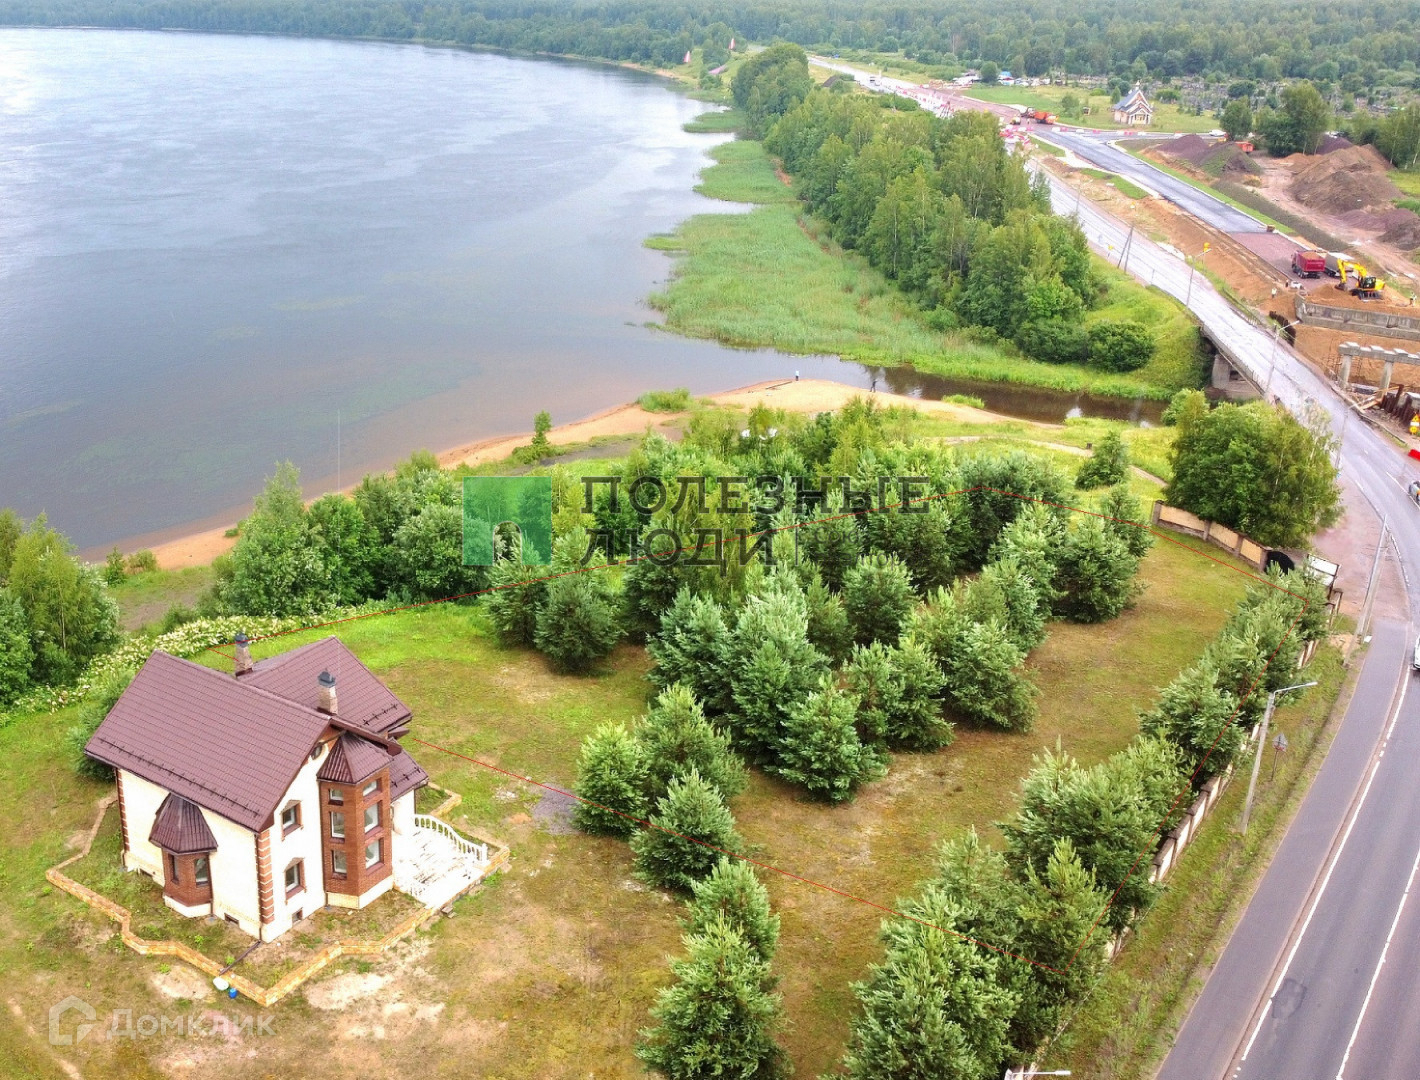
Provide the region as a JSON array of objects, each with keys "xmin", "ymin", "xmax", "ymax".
[{"xmin": 147, "ymin": 378, "xmax": 1015, "ymax": 570}]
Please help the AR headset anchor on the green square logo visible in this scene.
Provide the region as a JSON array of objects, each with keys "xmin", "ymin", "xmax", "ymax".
[{"xmin": 462, "ymin": 476, "xmax": 553, "ymax": 566}]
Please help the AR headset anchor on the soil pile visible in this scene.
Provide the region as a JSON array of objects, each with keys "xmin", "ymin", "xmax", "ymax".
[
  {"xmin": 1161, "ymin": 133, "xmax": 1213, "ymax": 165},
  {"xmin": 1318, "ymin": 133, "xmax": 1355, "ymax": 155},
  {"xmin": 1289, "ymin": 145, "xmax": 1401, "ymax": 213},
  {"xmin": 1215, "ymin": 147, "xmax": 1263, "ymax": 176}
]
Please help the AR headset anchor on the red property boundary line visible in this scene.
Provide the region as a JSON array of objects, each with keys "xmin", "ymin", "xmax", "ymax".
[{"xmin": 206, "ymin": 486, "xmax": 1313, "ymax": 974}]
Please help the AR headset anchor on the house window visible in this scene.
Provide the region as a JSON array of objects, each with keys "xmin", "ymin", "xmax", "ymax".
[
  {"xmin": 328, "ymin": 787, "xmax": 344, "ymax": 805},
  {"xmin": 365, "ymin": 840, "xmax": 381, "ymax": 869},
  {"xmin": 364, "ymin": 803, "xmax": 380, "ymax": 833},
  {"xmin": 330, "ymin": 811, "xmax": 345, "ymax": 840},
  {"xmin": 331, "ymin": 850, "xmax": 347, "ymax": 876},
  {"xmin": 168, "ymin": 853, "xmax": 179, "ymax": 883},
  {"xmin": 284, "ymin": 860, "xmax": 304, "ymax": 897},
  {"xmin": 362, "ymin": 779, "xmax": 379, "ymax": 798},
  {"xmin": 281, "ymin": 802, "xmax": 301, "ymax": 834},
  {"xmin": 194, "ymin": 856, "xmax": 210, "ymax": 887}
]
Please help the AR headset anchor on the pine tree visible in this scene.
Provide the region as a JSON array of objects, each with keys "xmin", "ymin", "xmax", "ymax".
[
  {"xmin": 633, "ymin": 769, "xmax": 746, "ymax": 892},
  {"xmin": 972, "ymin": 557, "xmax": 1047, "ymax": 653},
  {"xmin": 637, "ymin": 916, "xmax": 788, "ymax": 1080},
  {"xmin": 1074, "ymin": 430, "xmax": 1130, "ymax": 489},
  {"xmin": 842, "ymin": 551, "xmax": 917, "ymax": 646},
  {"xmin": 484, "ymin": 556, "xmax": 547, "ymax": 647},
  {"xmin": 640, "ymin": 684, "xmax": 748, "ymax": 805},
  {"xmin": 841, "ymin": 887, "xmax": 1019, "ymax": 1080},
  {"xmin": 573, "ymin": 723, "xmax": 649, "ymax": 837},
  {"xmin": 647, "ymin": 588, "xmax": 733, "ymax": 714},
  {"xmin": 772, "ymin": 680, "xmax": 882, "ymax": 802},
  {"xmin": 534, "ymin": 572, "xmax": 621, "ymax": 672},
  {"xmin": 1052, "ymin": 516, "xmax": 1140, "ymax": 624},
  {"xmin": 685, "ymin": 858, "xmax": 780, "ymax": 963},
  {"xmin": 989, "ymin": 503, "xmax": 1064, "ymax": 612}
]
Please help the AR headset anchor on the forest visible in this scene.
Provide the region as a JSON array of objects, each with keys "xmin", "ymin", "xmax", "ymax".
[{"xmin": 6, "ymin": 0, "xmax": 1420, "ymax": 87}]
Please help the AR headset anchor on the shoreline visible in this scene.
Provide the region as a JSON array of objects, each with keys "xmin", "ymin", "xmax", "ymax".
[{"xmin": 144, "ymin": 378, "xmax": 1015, "ymax": 571}]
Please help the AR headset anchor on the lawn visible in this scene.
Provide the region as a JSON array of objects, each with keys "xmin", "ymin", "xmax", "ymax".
[
  {"xmin": 107, "ymin": 566, "xmax": 214, "ymax": 631},
  {"xmin": 2, "ymin": 457, "xmax": 1268, "ymax": 1078},
  {"xmin": 648, "ymin": 137, "xmax": 1204, "ymax": 401}
]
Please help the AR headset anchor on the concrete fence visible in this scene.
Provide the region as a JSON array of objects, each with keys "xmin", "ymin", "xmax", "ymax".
[
  {"xmin": 1297, "ymin": 298, "xmax": 1420, "ymax": 344},
  {"xmin": 1151, "ymin": 502, "xmax": 1269, "ymax": 569}
]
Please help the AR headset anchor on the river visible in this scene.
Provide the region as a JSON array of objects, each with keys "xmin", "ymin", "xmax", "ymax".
[{"xmin": 0, "ymin": 29, "xmax": 1158, "ymax": 553}]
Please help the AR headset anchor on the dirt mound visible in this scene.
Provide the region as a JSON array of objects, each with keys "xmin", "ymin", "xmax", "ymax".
[
  {"xmin": 1379, "ymin": 210, "xmax": 1420, "ymax": 251},
  {"xmin": 1290, "ymin": 145, "xmax": 1401, "ymax": 215},
  {"xmin": 1318, "ymin": 134, "xmax": 1355, "ymax": 155},
  {"xmin": 1220, "ymin": 149, "xmax": 1263, "ymax": 176},
  {"xmin": 1161, "ymin": 133, "xmax": 1214, "ymax": 165}
]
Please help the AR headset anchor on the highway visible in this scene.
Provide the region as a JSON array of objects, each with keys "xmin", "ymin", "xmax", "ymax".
[{"xmin": 809, "ymin": 55, "xmax": 1420, "ymax": 1076}]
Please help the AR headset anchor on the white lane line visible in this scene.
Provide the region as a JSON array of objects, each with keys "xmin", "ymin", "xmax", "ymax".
[
  {"xmin": 1237, "ymin": 662, "xmax": 1410, "ymax": 1068},
  {"xmin": 1335, "ymin": 836, "xmax": 1420, "ymax": 1079}
]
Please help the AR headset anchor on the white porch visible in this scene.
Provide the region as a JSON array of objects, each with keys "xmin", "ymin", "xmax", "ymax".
[{"xmin": 393, "ymin": 815, "xmax": 494, "ymax": 910}]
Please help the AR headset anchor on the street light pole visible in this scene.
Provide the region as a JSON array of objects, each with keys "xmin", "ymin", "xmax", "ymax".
[
  {"xmin": 1240, "ymin": 681, "xmax": 1317, "ymax": 834},
  {"xmin": 1266, "ymin": 319, "xmax": 1301, "ymax": 396}
]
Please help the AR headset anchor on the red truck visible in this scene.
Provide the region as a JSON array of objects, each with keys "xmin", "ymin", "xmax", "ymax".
[
  {"xmin": 1029, "ymin": 109, "xmax": 1057, "ymax": 124},
  {"xmin": 1291, "ymin": 249, "xmax": 1326, "ymax": 278}
]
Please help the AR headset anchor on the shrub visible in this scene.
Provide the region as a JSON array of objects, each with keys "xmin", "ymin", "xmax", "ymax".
[
  {"xmin": 0, "ymin": 589, "xmax": 33, "ymax": 705},
  {"xmin": 125, "ymin": 549, "xmax": 159, "ymax": 574},
  {"xmin": 637, "ymin": 388, "xmax": 693, "ymax": 412},
  {"xmin": 534, "ymin": 573, "xmax": 621, "ymax": 673},
  {"xmin": 1017, "ymin": 318, "xmax": 1091, "ymax": 365},
  {"xmin": 633, "ymin": 769, "xmax": 746, "ymax": 893},
  {"xmin": 68, "ymin": 665, "xmax": 137, "ymax": 781},
  {"xmin": 103, "ymin": 548, "xmax": 127, "ymax": 587},
  {"xmin": 573, "ymin": 723, "xmax": 649, "ymax": 837},
  {"xmin": 1087, "ymin": 320, "xmax": 1155, "ymax": 372}
]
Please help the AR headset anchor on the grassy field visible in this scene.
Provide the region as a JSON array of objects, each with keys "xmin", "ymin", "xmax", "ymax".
[
  {"xmin": 1, "ymin": 455, "xmax": 1275, "ymax": 1078},
  {"xmin": 965, "ymin": 83, "xmax": 1219, "ymax": 134},
  {"xmin": 107, "ymin": 566, "xmax": 214, "ymax": 631},
  {"xmin": 648, "ymin": 138, "xmax": 1204, "ymax": 400},
  {"xmin": 683, "ymin": 107, "xmax": 744, "ymax": 133}
]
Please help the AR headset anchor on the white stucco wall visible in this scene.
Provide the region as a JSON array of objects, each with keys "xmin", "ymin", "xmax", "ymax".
[
  {"xmin": 261, "ymin": 742, "xmax": 333, "ymax": 938},
  {"xmin": 118, "ymin": 770, "xmax": 167, "ymax": 880}
]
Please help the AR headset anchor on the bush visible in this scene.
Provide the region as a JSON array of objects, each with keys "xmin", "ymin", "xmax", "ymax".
[
  {"xmin": 573, "ymin": 723, "xmax": 649, "ymax": 837},
  {"xmin": 1017, "ymin": 318, "xmax": 1091, "ymax": 365},
  {"xmin": 0, "ymin": 589, "xmax": 33, "ymax": 705},
  {"xmin": 637, "ymin": 388, "xmax": 693, "ymax": 412},
  {"xmin": 68, "ymin": 665, "xmax": 137, "ymax": 781},
  {"xmin": 103, "ymin": 548, "xmax": 127, "ymax": 587},
  {"xmin": 125, "ymin": 549, "xmax": 158, "ymax": 574},
  {"xmin": 1087, "ymin": 320, "xmax": 1155, "ymax": 372},
  {"xmin": 633, "ymin": 769, "xmax": 746, "ymax": 893},
  {"xmin": 1074, "ymin": 430, "xmax": 1130, "ymax": 489}
]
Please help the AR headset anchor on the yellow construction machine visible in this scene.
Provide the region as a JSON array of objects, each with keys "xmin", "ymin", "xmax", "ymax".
[{"xmin": 1336, "ymin": 260, "xmax": 1386, "ymax": 298}]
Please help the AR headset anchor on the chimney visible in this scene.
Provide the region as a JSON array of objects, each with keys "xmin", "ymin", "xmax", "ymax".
[
  {"xmin": 317, "ymin": 670, "xmax": 338, "ymax": 715},
  {"xmin": 233, "ymin": 633, "xmax": 253, "ymax": 677}
]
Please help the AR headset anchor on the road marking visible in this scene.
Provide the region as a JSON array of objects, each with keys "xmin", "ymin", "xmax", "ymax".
[
  {"xmin": 1236, "ymin": 657, "xmax": 1409, "ymax": 1070},
  {"xmin": 1335, "ymin": 835, "xmax": 1420, "ymax": 1079}
]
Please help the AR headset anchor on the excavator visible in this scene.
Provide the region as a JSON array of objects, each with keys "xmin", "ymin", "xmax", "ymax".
[{"xmin": 1336, "ymin": 260, "xmax": 1386, "ymax": 299}]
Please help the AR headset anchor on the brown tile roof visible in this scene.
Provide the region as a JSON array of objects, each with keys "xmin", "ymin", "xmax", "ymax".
[
  {"xmin": 86, "ymin": 641, "xmax": 423, "ymax": 834},
  {"xmin": 317, "ymin": 732, "xmax": 393, "ymax": 786},
  {"xmin": 388, "ymin": 748, "xmax": 429, "ymax": 802},
  {"xmin": 244, "ymin": 637, "xmax": 410, "ymax": 735},
  {"xmin": 148, "ymin": 793, "xmax": 218, "ymax": 854}
]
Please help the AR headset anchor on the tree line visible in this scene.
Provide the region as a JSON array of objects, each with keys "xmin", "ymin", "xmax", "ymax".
[
  {"xmin": 747, "ymin": 50, "xmax": 1158, "ymax": 372},
  {"xmin": 7, "ymin": 0, "xmax": 1420, "ymax": 87}
]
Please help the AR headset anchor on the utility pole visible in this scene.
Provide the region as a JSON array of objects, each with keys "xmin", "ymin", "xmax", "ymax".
[
  {"xmin": 1352, "ymin": 515, "xmax": 1389, "ymax": 664},
  {"xmin": 1117, "ymin": 224, "xmax": 1134, "ymax": 269},
  {"xmin": 1240, "ymin": 681, "xmax": 1317, "ymax": 834}
]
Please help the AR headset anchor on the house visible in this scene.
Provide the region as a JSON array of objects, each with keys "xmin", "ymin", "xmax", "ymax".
[
  {"xmin": 999, "ymin": 70, "xmax": 1014, "ymax": 85},
  {"xmin": 85, "ymin": 635, "xmax": 490, "ymax": 941},
  {"xmin": 1112, "ymin": 85, "xmax": 1155, "ymax": 126}
]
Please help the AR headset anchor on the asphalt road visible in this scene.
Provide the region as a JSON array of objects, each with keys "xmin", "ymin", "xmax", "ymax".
[{"xmin": 1042, "ymin": 128, "xmax": 1267, "ymax": 235}]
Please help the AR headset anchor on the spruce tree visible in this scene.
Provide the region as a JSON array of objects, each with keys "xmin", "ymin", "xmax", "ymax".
[
  {"xmin": 941, "ymin": 619, "xmax": 1038, "ymax": 732},
  {"xmin": 842, "ymin": 551, "xmax": 917, "ymax": 646},
  {"xmin": 804, "ymin": 571, "xmax": 853, "ymax": 664},
  {"xmin": 1097, "ymin": 483, "xmax": 1155, "ymax": 559},
  {"xmin": 989, "ymin": 504, "xmax": 1064, "ymax": 612},
  {"xmin": 573, "ymin": 723, "xmax": 649, "ymax": 837},
  {"xmin": 1074, "ymin": 430, "xmax": 1130, "ymax": 489},
  {"xmin": 534, "ymin": 571, "xmax": 621, "ymax": 672},
  {"xmin": 633, "ymin": 769, "xmax": 746, "ymax": 892},
  {"xmin": 637, "ymin": 916, "xmax": 787, "ymax": 1080},
  {"xmin": 844, "ymin": 639, "xmax": 951, "ymax": 751},
  {"xmin": 972, "ymin": 557, "xmax": 1048, "ymax": 653},
  {"xmin": 1052, "ymin": 516, "xmax": 1140, "ymax": 624},
  {"xmin": 640, "ymin": 684, "xmax": 748, "ymax": 805},
  {"xmin": 723, "ymin": 589, "xmax": 828, "ymax": 762},
  {"xmin": 484, "ymin": 556, "xmax": 547, "ymax": 647},
  {"xmin": 685, "ymin": 858, "xmax": 780, "ymax": 963},
  {"xmin": 1140, "ymin": 660, "xmax": 1244, "ymax": 784},
  {"xmin": 647, "ymin": 588, "xmax": 733, "ymax": 714},
  {"xmin": 772, "ymin": 680, "xmax": 882, "ymax": 802}
]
